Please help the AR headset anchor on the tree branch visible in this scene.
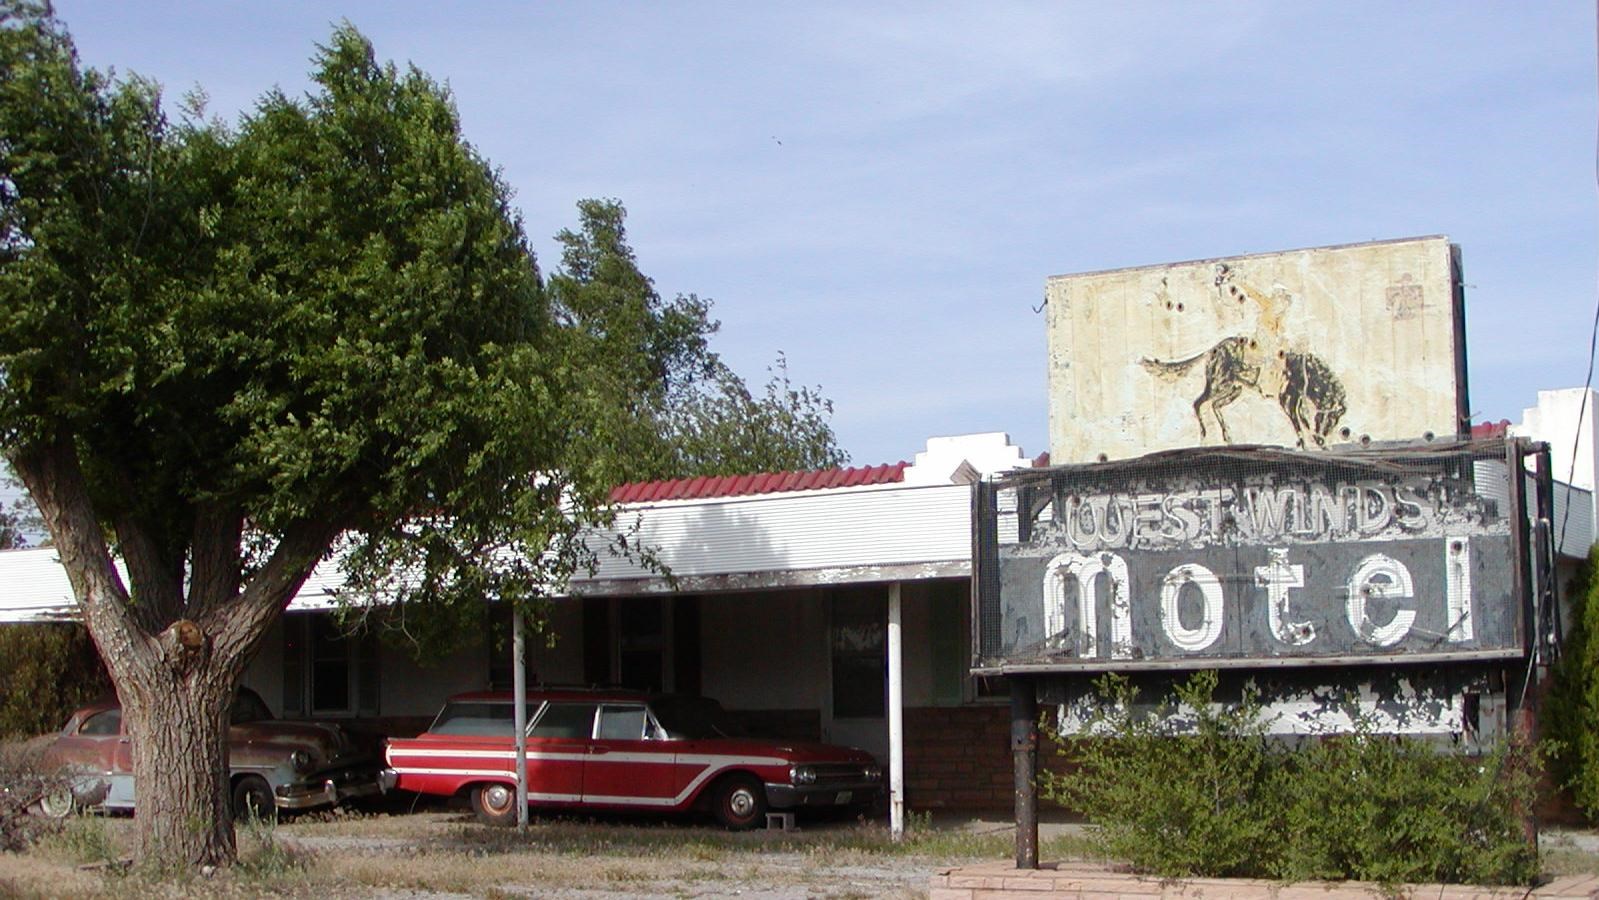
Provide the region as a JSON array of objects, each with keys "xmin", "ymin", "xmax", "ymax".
[
  {"xmin": 202, "ymin": 513, "xmax": 344, "ymax": 682},
  {"xmin": 184, "ymin": 499, "xmax": 242, "ymax": 620},
  {"xmin": 5, "ymin": 432, "xmax": 154, "ymax": 683},
  {"xmin": 111, "ymin": 502, "xmax": 183, "ymax": 634}
]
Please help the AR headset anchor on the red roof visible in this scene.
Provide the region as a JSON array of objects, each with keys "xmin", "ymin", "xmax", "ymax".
[
  {"xmin": 610, "ymin": 462, "xmax": 910, "ymax": 503},
  {"xmin": 1471, "ymin": 419, "xmax": 1511, "ymax": 439}
]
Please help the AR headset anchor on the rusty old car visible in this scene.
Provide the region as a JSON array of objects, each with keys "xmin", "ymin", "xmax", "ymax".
[{"xmin": 38, "ymin": 687, "xmax": 384, "ymax": 819}]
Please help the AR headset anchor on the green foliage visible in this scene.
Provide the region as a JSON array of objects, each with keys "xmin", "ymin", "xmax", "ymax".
[
  {"xmin": 1043, "ymin": 671, "xmax": 1540, "ymax": 886},
  {"xmin": 660, "ymin": 352, "xmax": 846, "ymax": 478},
  {"xmin": 1542, "ymin": 545, "xmax": 1599, "ymax": 817},
  {"xmin": 0, "ymin": 623, "xmax": 110, "ymax": 738},
  {"xmin": 546, "ymin": 199, "xmax": 845, "ymax": 484}
]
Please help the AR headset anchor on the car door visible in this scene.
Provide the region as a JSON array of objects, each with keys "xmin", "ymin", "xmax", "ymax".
[
  {"xmin": 51, "ymin": 708, "xmax": 134, "ymax": 807},
  {"xmin": 523, "ymin": 701, "xmax": 595, "ymax": 804},
  {"xmin": 581, "ymin": 703, "xmax": 679, "ymax": 809}
]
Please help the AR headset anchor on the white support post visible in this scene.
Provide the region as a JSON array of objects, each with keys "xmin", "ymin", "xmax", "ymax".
[
  {"xmin": 512, "ymin": 607, "xmax": 529, "ymax": 829},
  {"xmin": 887, "ymin": 581, "xmax": 905, "ymax": 841}
]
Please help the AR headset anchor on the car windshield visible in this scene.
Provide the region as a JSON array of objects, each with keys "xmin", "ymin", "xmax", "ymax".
[
  {"xmin": 430, "ymin": 701, "xmax": 540, "ymax": 736},
  {"xmin": 229, "ymin": 689, "xmax": 273, "ymax": 724},
  {"xmin": 648, "ymin": 696, "xmax": 748, "ymax": 740}
]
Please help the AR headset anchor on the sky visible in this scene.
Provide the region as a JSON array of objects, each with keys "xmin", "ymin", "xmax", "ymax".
[{"xmin": 17, "ymin": 1, "xmax": 1599, "ymax": 472}]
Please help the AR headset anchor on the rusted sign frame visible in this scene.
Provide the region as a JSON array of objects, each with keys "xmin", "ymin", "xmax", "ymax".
[{"xmin": 972, "ymin": 437, "xmax": 1544, "ymax": 675}]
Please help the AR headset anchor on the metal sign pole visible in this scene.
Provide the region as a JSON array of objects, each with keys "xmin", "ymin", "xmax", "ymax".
[{"xmin": 512, "ymin": 607, "xmax": 529, "ymax": 829}]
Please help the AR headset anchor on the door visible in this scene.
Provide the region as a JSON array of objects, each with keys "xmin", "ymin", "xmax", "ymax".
[
  {"xmin": 581, "ymin": 703, "xmax": 679, "ymax": 808},
  {"xmin": 825, "ymin": 588, "xmax": 889, "ymax": 762},
  {"xmin": 524, "ymin": 701, "xmax": 595, "ymax": 803}
]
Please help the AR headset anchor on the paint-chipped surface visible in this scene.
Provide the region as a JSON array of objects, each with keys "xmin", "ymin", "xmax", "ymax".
[
  {"xmin": 1046, "ymin": 236, "xmax": 1463, "ymax": 464},
  {"xmin": 1044, "ymin": 666, "xmax": 1496, "ymax": 741},
  {"xmin": 977, "ymin": 441, "xmax": 1524, "ymax": 670}
]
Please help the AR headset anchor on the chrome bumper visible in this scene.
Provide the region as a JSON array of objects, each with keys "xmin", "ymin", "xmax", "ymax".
[{"xmin": 275, "ymin": 768, "xmax": 387, "ymax": 810}]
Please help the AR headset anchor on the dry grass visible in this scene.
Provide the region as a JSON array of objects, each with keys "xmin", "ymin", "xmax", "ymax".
[{"xmin": 0, "ymin": 808, "xmax": 1591, "ymax": 899}]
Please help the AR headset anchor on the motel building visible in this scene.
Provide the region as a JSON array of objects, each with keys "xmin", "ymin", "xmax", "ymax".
[
  {"xmin": 2, "ymin": 386, "xmax": 1597, "ymax": 817},
  {"xmin": 0, "ymin": 432, "xmax": 1042, "ymax": 813}
]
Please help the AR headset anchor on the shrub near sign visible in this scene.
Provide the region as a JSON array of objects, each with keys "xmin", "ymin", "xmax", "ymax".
[{"xmin": 976, "ymin": 441, "xmax": 1526, "ymax": 670}]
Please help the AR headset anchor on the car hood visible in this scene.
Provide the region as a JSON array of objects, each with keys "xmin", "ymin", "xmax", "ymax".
[{"xmin": 229, "ymin": 720, "xmax": 357, "ymax": 764}]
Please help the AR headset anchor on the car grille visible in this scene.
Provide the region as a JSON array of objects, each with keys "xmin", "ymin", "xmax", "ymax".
[{"xmin": 808, "ymin": 763, "xmax": 878, "ymax": 786}]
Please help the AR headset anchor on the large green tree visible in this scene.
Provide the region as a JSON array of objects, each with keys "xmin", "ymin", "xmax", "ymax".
[
  {"xmin": 0, "ymin": 7, "xmax": 622, "ymax": 865},
  {"xmin": 0, "ymin": 5, "xmax": 843, "ymax": 867}
]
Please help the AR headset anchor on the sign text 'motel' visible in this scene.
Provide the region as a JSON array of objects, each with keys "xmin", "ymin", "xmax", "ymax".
[{"xmin": 984, "ymin": 449, "xmax": 1521, "ymax": 669}]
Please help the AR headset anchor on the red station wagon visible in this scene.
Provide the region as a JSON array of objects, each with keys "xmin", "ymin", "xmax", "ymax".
[{"xmin": 382, "ymin": 689, "xmax": 884, "ymax": 828}]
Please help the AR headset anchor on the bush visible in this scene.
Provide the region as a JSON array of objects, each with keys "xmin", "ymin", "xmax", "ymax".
[
  {"xmin": 1542, "ymin": 546, "xmax": 1599, "ymax": 817},
  {"xmin": 0, "ymin": 623, "xmax": 111, "ymax": 739},
  {"xmin": 1042, "ymin": 670, "xmax": 1540, "ymax": 886},
  {"xmin": 0, "ymin": 737, "xmax": 68, "ymax": 851}
]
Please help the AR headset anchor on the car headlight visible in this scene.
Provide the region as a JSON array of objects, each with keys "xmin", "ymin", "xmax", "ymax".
[
  {"xmin": 290, "ymin": 750, "xmax": 313, "ymax": 773},
  {"xmin": 789, "ymin": 765, "xmax": 817, "ymax": 785},
  {"xmin": 863, "ymin": 764, "xmax": 881, "ymax": 782}
]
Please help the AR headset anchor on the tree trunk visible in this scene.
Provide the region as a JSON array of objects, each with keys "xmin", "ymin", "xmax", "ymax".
[{"xmin": 122, "ymin": 664, "xmax": 236, "ymax": 866}]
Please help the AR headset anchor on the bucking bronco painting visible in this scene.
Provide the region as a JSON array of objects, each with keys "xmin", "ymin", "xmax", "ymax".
[
  {"xmin": 1044, "ymin": 237, "xmax": 1466, "ymax": 465},
  {"xmin": 1139, "ymin": 263, "xmax": 1348, "ymax": 449}
]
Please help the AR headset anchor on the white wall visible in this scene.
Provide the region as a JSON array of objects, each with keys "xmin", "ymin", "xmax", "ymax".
[{"xmin": 1513, "ymin": 388, "xmax": 1599, "ymax": 494}]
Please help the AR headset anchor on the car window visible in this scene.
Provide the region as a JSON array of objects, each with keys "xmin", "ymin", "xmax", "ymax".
[
  {"xmin": 230, "ymin": 690, "xmax": 273, "ymax": 724},
  {"xmin": 596, "ymin": 705, "xmax": 648, "ymax": 740},
  {"xmin": 430, "ymin": 701, "xmax": 540, "ymax": 736},
  {"xmin": 79, "ymin": 709, "xmax": 121, "ymax": 736},
  {"xmin": 529, "ymin": 702, "xmax": 597, "ymax": 739}
]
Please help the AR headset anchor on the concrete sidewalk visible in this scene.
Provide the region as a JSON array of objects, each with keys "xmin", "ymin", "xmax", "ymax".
[
  {"xmin": 927, "ymin": 811, "xmax": 1599, "ymax": 854},
  {"xmin": 931, "ymin": 860, "xmax": 1599, "ymax": 900}
]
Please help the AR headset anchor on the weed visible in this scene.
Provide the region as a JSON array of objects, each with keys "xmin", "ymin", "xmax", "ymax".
[
  {"xmin": 235, "ymin": 814, "xmax": 310, "ymax": 881},
  {"xmin": 39, "ymin": 812, "xmax": 118, "ymax": 866}
]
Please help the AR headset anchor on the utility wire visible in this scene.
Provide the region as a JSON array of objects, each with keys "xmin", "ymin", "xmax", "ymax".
[{"xmin": 1557, "ymin": 0, "xmax": 1599, "ymax": 557}]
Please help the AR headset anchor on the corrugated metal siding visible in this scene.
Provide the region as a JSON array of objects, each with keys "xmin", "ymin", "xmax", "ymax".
[
  {"xmin": 0, "ymin": 548, "xmax": 127, "ymax": 623},
  {"xmin": 576, "ymin": 482, "xmax": 973, "ymax": 582},
  {"xmin": 0, "ymin": 547, "xmax": 348, "ymax": 620},
  {"xmin": 1552, "ymin": 482, "xmax": 1594, "ymax": 558},
  {"xmin": 1474, "ymin": 459, "xmax": 1593, "ymax": 559},
  {"xmin": 0, "ymin": 483, "xmax": 979, "ymax": 617}
]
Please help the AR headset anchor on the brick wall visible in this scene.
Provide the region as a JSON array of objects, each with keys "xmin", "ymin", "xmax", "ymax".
[
  {"xmin": 904, "ymin": 705, "xmax": 1082, "ymax": 813},
  {"xmin": 904, "ymin": 705, "xmax": 1013, "ymax": 810}
]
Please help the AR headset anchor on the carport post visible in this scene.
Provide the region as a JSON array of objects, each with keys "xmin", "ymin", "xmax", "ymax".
[
  {"xmin": 513, "ymin": 607, "xmax": 529, "ymax": 829},
  {"xmin": 888, "ymin": 581, "xmax": 905, "ymax": 840}
]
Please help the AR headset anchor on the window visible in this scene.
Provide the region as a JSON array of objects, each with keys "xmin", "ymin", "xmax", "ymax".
[
  {"xmin": 79, "ymin": 709, "xmax": 120, "ymax": 736},
  {"xmin": 429, "ymin": 700, "xmax": 539, "ymax": 736},
  {"xmin": 282, "ymin": 614, "xmax": 380, "ymax": 718},
  {"xmin": 831, "ymin": 590, "xmax": 886, "ymax": 719},
  {"xmin": 530, "ymin": 702, "xmax": 597, "ymax": 739},
  {"xmin": 230, "ymin": 689, "xmax": 273, "ymax": 724},
  {"xmin": 618, "ymin": 600, "xmax": 665, "ymax": 692},
  {"xmin": 596, "ymin": 705, "xmax": 648, "ymax": 740}
]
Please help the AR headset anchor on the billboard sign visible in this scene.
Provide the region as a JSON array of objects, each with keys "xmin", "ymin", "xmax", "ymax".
[
  {"xmin": 973, "ymin": 440, "xmax": 1527, "ymax": 672},
  {"xmin": 1045, "ymin": 236, "xmax": 1466, "ymax": 465}
]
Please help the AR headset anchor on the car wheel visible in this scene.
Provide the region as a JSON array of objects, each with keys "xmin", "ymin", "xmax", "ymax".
[
  {"xmin": 37, "ymin": 787, "xmax": 75, "ymax": 819},
  {"xmin": 231, "ymin": 775, "xmax": 277, "ymax": 824},
  {"xmin": 712, "ymin": 775, "xmax": 766, "ymax": 830},
  {"xmin": 470, "ymin": 782, "xmax": 519, "ymax": 826}
]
